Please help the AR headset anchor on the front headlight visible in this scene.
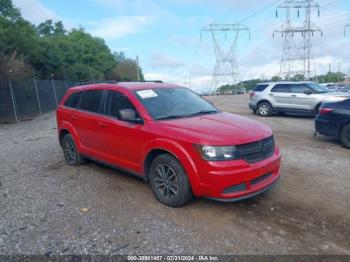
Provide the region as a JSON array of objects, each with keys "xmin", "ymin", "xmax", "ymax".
[{"xmin": 193, "ymin": 144, "xmax": 238, "ymax": 161}]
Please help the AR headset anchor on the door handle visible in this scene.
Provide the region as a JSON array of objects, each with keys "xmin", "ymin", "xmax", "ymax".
[
  {"xmin": 268, "ymin": 93, "xmax": 274, "ymax": 96},
  {"xmin": 291, "ymin": 95, "xmax": 297, "ymax": 97},
  {"xmin": 98, "ymin": 122, "xmax": 109, "ymax": 127},
  {"xmin": 71, "ymin": 115, "xmax": 80, "ymax": 120}
]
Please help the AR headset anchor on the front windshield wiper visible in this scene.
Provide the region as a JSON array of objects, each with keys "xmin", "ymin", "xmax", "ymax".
[
  {"xmin": 186, "ymin": 110, "xmax": 219, "ymax": 117},
  {"xmin": 155, "ymin": 115, "xmax": 189, "ymax": 120},
  {"xmin": 155, "ymin": 110, "xmax": 218, "ymax": 121}
]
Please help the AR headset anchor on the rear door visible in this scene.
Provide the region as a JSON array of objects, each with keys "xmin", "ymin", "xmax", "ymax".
[
  {"xmin": 72, "ymin": 90, "xmax": 105, "ymax": 153},
  {"xmin": 269, "ymin": 84, "xmax": 291, "ymax": 108},
  {"xmin": 288, "ymin": 84, "xmax": 315, "ymax": 110}
]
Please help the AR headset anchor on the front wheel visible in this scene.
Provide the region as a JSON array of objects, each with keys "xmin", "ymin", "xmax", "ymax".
[
  {"xmin": 149, "ymin": 154, "xmax": 193, "ymax": 207},
  {"xmin": 340, "ymin": 124, "xmax": 350, "ymax": 149},
  {"xmin": 257, "ymin": 102, "xmax": 272, "ymax": 117}
]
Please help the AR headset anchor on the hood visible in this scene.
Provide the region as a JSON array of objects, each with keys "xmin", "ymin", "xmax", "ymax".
[{"xmin": 158, "ymin": 112, "xmax": 273, "ymax": 146}]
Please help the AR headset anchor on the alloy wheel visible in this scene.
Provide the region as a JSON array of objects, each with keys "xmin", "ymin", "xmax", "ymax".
[
  {"xmin": 64, "ymin": 139, "xmax": 76, "ymax": 163},
  {"xmin": 259, "ymin": 104, "xmax": 269, "ymax": 116},
  {"xmin": 154, "ymin": 164, "xmax": 179, "ymax": 198}
]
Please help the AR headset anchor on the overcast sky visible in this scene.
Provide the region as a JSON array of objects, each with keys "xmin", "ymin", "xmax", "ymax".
[{"xmin": 12, "ymin": 0, "xmax": 350, "ymax": 90}]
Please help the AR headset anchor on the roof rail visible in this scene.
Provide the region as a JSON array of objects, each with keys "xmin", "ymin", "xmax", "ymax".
[
  {"xmin": 143, "ymin": 80, "xmax": 164, "ymax": 83},
  {"xmin": 77, "ymin": 80, "xmax": 118, "ymax": 86}
]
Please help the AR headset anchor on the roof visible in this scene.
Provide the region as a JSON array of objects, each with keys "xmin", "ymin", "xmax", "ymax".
[
  {"xmin": 70, "ymin": 81, "xmax": 182, "ymax": 91},
  {"xmin": 257, "ymin": 81, "xmax": 317, "ymax": 85}
]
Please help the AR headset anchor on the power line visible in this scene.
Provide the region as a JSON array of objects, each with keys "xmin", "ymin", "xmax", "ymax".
[
  {"xmin": 274, "ymin": 0, "xmax": 322, "ymax": 79},
  {"xmin": 201, "ymin": 23, "xmax": 250, "ymax": 93}
]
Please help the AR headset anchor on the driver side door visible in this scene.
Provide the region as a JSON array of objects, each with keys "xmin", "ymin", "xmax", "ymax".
[
  {"xmin": 98, "ymin": 90, "xmax": 148, "ymax": 173},
  {"xmin": 288, "ymin": 84, "xmax": 315, "ymax": 110}
]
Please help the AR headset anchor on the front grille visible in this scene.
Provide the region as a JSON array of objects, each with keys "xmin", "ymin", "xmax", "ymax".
[{"xmin": 237, "ymin": 136, "xmax": 275, "ymax": 163}]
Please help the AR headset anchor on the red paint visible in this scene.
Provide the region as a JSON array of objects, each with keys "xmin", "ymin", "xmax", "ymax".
[{"xmin": 57, "ymin": 82, "xmax": 281, "ymax": 200}]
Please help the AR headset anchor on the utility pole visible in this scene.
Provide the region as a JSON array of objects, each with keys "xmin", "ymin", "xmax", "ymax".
[
  {"xmin": 136, "ymin": 55, "xmax": 140, "ymax": 81},
  {"xmin": 345, "ymin": 23, "xmax": 350, "ymax": 36},
  {"xmin": 201, "ymin": 23, "xmax": 250, "ymax": 94},
  {"xmin": 274, "ymin": 0, "xmax": 322, "ymax": 80},
  {"xmin": 338, "ymin": 62, "xmax": 341, "ymax": 83}
]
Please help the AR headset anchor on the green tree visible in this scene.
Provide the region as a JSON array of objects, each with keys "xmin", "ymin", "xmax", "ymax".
[
  {"xmin": 0, "ymin": 0, "xmax": 144, "ymax": 81},
  {"xmin": 271, "ymin": 76, "xmax": 282, "ymax": 82},
  {"xmin": 0, "ymin": 0, "xmax": 20, "ymax": 21}
]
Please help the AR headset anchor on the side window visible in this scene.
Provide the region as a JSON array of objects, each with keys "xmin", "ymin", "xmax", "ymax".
[
  {"xmin": 105, "ymin": 91, "xmax": 137, "ymax": 119},
  {"xmin": 271, "ymin": 84, "xmax": 290, "ymax": 93},
  {"xmin": 64, "ymin": 92, "xmax": 80, "ymax": 108},
  {"xmin": 290, "ymin": 85, "xmax": 311, "ymax": 93},
  {"xmin": 254, "ymin": 84, "xmax": 269, "ymax": 92},
  {"xmin": 79, "ymin": 90, "xmax": 103, "ymax": 113}
]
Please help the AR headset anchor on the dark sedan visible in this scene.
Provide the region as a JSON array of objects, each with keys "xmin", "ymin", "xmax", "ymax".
[{"xmin": 315, "ymin": 98, "xmax": 350, "ymax": 148}]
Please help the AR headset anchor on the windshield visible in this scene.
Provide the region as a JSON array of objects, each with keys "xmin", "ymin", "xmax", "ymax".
[
  {"xmin": 305, "ymin": 83, "xmax": 329, "ymax": 93},
  {"xmin": 134, "ymin": 88, "xmax": 219, "ymax": 120}
]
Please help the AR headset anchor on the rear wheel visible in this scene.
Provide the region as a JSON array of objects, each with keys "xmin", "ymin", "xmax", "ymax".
[
  {"xmin": 340, "ymin": 124, "xmax": 350, "ymax": 149},
  {"xmin": 149, "ymin": 154, "xmax": 193, "ymax": 207},
  {"xmin": 257, "ymin": 102, "xmax": 272, "ymax": 117},
  {"xmin": 62, "ymin": 134, "xmax": 86, "ymax": 166}
]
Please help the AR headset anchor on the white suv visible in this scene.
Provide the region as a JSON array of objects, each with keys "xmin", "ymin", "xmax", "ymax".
[{"xmin": 249, "ymin": 81, "xmax": 350, "ymax": 117}]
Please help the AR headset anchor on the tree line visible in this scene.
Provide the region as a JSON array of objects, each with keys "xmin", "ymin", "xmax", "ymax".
[
  {"xmin": 218, "ymin": 72, "xmax": 347, "ymax": 93},
  {"xmin": 0, "ymin": 0, "xmax": 144, "ymax": 82}
]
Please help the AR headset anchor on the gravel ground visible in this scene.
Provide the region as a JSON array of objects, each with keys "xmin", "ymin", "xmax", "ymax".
[{"xmin": 0, "ymin": 94, "xmax": 349, "ymax": 255}]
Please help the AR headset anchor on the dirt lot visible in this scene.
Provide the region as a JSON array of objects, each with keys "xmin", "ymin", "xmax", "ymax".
[{"xmin": 0, "ymin": 94, "xmax": 349, "ymax": 255}]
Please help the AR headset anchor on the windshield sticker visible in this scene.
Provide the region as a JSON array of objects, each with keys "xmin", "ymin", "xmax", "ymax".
[{"xmin": 137, "ymin": 90, "xmax": 158, "ymax": 99}]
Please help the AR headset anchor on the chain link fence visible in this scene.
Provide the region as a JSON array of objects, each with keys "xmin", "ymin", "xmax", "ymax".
[{"xmin": 0, "ymin": 79, "xmax": 75, "ymax": 123}]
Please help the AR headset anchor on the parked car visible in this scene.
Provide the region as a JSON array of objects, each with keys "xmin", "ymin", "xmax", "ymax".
[
  {"xmin": 315, "ymin": 98, "xmax": 350, "ymax": 148},
  {"xmin": 249, "ymin": 81, "xmax": 350, "ymax": 117},
  {"xmin": 56, "ymin": 82, "xmax": 281, "ymax": 207}
]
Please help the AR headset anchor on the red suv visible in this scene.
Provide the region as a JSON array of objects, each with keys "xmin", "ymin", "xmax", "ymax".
[{"xmin": 56, "ymin": 82, "xmax": 281, "ymax": 207}]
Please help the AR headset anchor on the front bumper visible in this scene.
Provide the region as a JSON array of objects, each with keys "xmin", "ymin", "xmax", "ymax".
[
  {"xmin": 207, "ymin": 177, "xmax": 279, "ymax": 202},
  {"xmin": 193, "ymin": 146, "xmax": 281, "ymax": 200}
]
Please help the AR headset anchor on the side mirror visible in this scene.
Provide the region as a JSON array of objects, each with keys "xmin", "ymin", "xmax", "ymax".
[
  {"xmin": 304, "ymin": 89, "xmax": 313, "ymax": 95},
  {"xmin": 119, "ymin": 109, "xmax": 143, "ymax": 124}
]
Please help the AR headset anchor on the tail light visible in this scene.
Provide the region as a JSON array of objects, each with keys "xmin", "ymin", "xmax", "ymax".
[
  {"xmin": 319, "ymin": 108, "xmax": 333, "ymax": 115},
  {"xmin": 250, "ymin": 92, "xmax": 255, "ymax": 98}
]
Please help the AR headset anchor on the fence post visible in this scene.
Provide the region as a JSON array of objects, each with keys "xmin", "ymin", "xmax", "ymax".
[
  {"xmin": 8, "ymin": 79, "xmax": 19, "ymax": 121},
  {"xmin": 33, "ymin": 77, "xmax": 42, "ymax": 115},
  {"xmin": 51, "ymin": 78, "xmax": 58, "ymax": 107}
]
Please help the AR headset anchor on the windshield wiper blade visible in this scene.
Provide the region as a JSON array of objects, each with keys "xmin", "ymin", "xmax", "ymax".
[
  {"xmin": 187, "ymin": 110, "xmax": 218, "ymax": 117},
  {"xmin": 155, "ymin": 115, "xmax": 188, "ymax": 120}
]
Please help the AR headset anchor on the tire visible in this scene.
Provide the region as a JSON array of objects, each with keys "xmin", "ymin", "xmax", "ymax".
[
  {"xmin": 62, "ymin": 134, "xmax": 86, "ymax": 166},
  {"xmin": 340, "ymin": 124, "xmax": 350, "ymax": 149},
  {"xmin": 257, "ymin": 102, "xmax": 272, "ymax": 117},
  {"xmin": 149, "ymin": 154, "xmax": 193, "ymax": 207}
]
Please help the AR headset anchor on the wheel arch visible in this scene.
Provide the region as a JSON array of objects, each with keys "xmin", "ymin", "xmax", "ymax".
[
  {"xmin": 58, "ymin": 122, "xmax": 82, "ymax": 151},
  {"xmin": 142, "ymin": 140, "xmax": 201, "ymax": 196},
  {"xmin": 257, "ymin": 99, "xmax": 273, "ymax": 107}
]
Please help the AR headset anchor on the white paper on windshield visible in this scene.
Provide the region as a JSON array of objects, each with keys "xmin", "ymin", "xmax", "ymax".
[{"xmin": 137, "ymin": 90, "xmax": 158, "ymax": 99}]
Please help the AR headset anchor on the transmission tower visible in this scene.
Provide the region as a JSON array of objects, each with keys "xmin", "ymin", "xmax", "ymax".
[
  {"xmin": 345, "ymin": 23, "xmax": 350, "ymax": 36},
  {"xmin": 201, "ymin": 23, "xmax": 250, "ymax": 94},
  {"xmin": 274, "ymin": 0, "xmax": 322, "ymax": 80}
]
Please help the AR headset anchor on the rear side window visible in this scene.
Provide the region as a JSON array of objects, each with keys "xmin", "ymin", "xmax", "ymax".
[
  {"xmin": 271, "ymin": 84, "xmax": 290, "ymax": 93},
  {"xmin": 79, "ymin": 90, "xmax": 103, "ymax": 113},
  {"xmin": 254, "ymin": 84, "xmax": 268, "ymax": 92},
  {"xmin": 290, "ymin": 84, "xmax": 311, "ymax": 93},
  {"xmin": 64, "ymin": 92, "xmax": 81, "ymax": 108}
]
